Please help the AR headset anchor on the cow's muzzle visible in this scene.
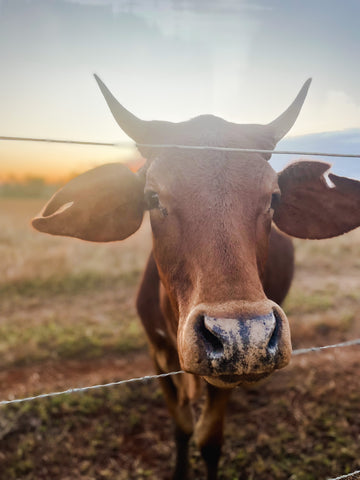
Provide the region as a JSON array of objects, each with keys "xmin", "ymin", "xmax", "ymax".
[{"xmin": 178, "ymin": 301, "xmax": 291, "ymax": 388}]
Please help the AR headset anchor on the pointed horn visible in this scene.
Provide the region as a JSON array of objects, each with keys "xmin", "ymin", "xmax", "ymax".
[
  {"xmin": 267, "ymin": 78, "xmax": 312, "ymax": 143},
  {"xmin": 94, "ymin": 74, "xmax": 148, "ymax": 142}
]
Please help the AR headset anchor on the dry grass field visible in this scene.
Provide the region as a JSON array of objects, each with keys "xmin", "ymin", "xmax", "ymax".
[
  {"xmin": 0, "ymin": 198, "xmax": 152, "ymax": 369},
  {"xmin": 0, "ymin": 197, "xmax": 359, "ymax": 479}
]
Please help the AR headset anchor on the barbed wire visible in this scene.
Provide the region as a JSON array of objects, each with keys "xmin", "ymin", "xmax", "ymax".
[
  {"xmin": 328, "ymin": 470, "xmax": 360, "ymax": 480},
  {"xmin": 0, "ymin": 135, "xmax": 117, "ymax": 147},
  {"xmin": 0, "ymin": 338, "xmax": 359, "ymax": 407},
  {"xmin": 0, "ymin": 370, "xmax": 183, "ymax": 406},
  {"xmin": 1, "ymin": 135, "xmax": 360, "ymax": 158},
  {"xmin": 292, "ymin": 338, "xmax": 360, "ymax": 355},
  {"xmin": 136, "ymin": 142, "xmax": 360, "ymax": 158}
]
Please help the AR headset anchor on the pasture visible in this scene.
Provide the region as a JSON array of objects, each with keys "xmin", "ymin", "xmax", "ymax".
[{"xmin": 0, "ymin": 197, "xmax": 360, "ymax": 479}]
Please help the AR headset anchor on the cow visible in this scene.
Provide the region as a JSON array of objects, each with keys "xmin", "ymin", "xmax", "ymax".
[{"xmin": 32, "ymin": 76, "xmax": 360, "ymax": 480}]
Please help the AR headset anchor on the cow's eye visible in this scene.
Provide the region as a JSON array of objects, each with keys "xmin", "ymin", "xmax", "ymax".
[
  {"xmin": 144, "ymin": 190, "xmax": 160, "ymax": 210},
  {"xmin": 270, "ymin": 192, "xmax": 281, "ymax": 211}
]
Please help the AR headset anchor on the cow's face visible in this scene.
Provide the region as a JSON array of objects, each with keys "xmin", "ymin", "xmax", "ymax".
[
  {"xmin": 32, "ymin": 77, "xmax": 360, "ymax": 388},
  {"xmin": 144, "ymin": 150, "xmax": 291, "ymax": 387}
]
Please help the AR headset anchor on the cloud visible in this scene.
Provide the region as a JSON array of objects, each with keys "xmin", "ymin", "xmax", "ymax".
[
  {"xmin": 320, "ymin": 91, "xmax": 360, "ymax": 131},
  {"xmin": 63, "ymin": 0, "xmax": 270, "ymax": 14},
  {"xmin": 296, "ymin": 90, "xmax": 360, "ymax": 136}
]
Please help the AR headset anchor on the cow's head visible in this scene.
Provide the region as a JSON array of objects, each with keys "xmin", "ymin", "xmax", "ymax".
[{"xmin": 32, "ymin": 77, "xmax": 360, "ymax": 388}]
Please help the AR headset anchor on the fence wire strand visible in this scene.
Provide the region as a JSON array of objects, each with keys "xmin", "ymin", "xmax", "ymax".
[
  {"xmin": 292, "ymin": 338, "xmax": 360, "ymax": 355},
  {"xmin": 1, "ymin": 135, "xmax": 360, "ymax": 158},
  {"xmin": 328, "ymin": 470, "xmax": 360, "ymax": 480},
  {"xmin": 136, "ymin": 142, "xmax": 360, "ymax": 158},
  {"xmin": 0, "ymin": 371, "xmax": 184, "ymax": 406},
  {"xmin": 0, "ymin": 338, "xmax": 359, "ymax": 407},
  {"xmin": 0, "ymin": 135, "xmax": 116, "ymax": 147}
]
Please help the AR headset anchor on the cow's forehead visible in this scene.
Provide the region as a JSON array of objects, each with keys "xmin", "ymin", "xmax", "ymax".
[{"xmin": 145, "ymin": 152, "xmax": 278, "ymax": 199}]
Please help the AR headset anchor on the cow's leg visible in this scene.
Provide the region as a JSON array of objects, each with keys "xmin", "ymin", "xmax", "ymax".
[
  {"xmin": 137, "ymin": 254, "xmax": 195, "ymax": 478},
  {"xmin": 154, "ymin": 360, "xmax": 194, "ymax": 480},
  {"xmin": 194, "ymin": 384, "xmax": 232, "ymax": 480}
]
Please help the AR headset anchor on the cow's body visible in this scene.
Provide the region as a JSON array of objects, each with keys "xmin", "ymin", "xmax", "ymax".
[
  {"xmin": 136, "ymin": 223, "xmax": 294, "ymax": 477},
  {"xmin": 32, "ymin": 76, "xmax": 360, "ymax": 479},
  {"xmin": 137, "ymin": 227, "xmax": 293, "ymax": 478}
]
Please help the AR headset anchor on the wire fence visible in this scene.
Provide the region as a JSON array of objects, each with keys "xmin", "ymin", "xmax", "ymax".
[
  {"xmin": 1, "ymin": 338, "xmax": 359, "ymax": 407},
  {"xmin": 1, "ymin": 135, "xmax": 360, "ymax": 158},
  {"xmin": 329, "ymin": 470, "xmax": 360, "ymax": 480}
]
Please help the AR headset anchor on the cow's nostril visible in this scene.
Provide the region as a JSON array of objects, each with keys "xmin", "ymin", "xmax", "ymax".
[
  {"xmin": 267, "ymin": 310, "xmax": 280, "ymax": 353},
  {"xmin": 196, "ymin": 315, "xmax": 224, "ymax": 355}
]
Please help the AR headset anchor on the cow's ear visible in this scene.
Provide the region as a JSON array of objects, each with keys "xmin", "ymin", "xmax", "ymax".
[
  {"xmin": 32, "ymin": 163, "xmax": 144, "ymax": 242},
  {"xmin": 273, "ymin": 161, "xmax": 360, "ymax": 239}
]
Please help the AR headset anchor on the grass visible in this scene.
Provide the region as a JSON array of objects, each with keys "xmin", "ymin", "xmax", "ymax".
[
  {"xmin": 0, "ymin": 385, "xmax": 167, "ymax": 480},
  {"xmin": 283, "ymin": 234, "xmax": 360, "ymax": 347},
  {"xmin": 0, "ymin": 269, "xmax": 139, "ymax": 296},
  {"xmin": 1, "ymin": 359, "xmax": 359, "ymax": 480},
  {"xmin": 0, "ymin": 310, "xmax": 144, "ymax": 366},
  {"xmin": 0, "ymin": 198, "xmax": 151, "ymax": 367},
  {"xmin": 0, "ymin": 267, "xmax": 147, "ymax": 366},
  {"xmin": 284, "ymin": 288, "xmax": 335, "ymax": 314}
]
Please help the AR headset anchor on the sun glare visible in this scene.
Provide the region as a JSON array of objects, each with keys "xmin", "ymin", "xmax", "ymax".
[{"xmin": 0, "ymin": 142, "xmax": 141, "ymax": 182}]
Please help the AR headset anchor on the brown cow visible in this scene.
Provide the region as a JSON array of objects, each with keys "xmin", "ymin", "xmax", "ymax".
[{"xmin": 32, "ymin": 77, "xmax": 360, "ymax": 480}]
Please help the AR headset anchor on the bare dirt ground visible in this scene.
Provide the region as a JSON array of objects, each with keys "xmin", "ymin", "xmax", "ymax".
[
  {"xmin": 1, "ymin": 198, "xmax": 360, "ymax": 479},
  {"xmin": 0, "ymin": 351, "xmax": 152, "ymax": 401}
]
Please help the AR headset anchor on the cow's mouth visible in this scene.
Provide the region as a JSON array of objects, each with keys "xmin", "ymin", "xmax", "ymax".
[{"xmin": 203, "ymin": 371, "xmax": 270, "ymax": 388}]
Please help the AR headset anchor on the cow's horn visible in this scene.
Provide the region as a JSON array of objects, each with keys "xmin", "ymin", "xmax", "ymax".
[
  {"xmin": 94, "ymin": 74, "xmax": 150, "ymax": 142},
  {"xmin": 267, "ymin": 78, "xmax": 312, "ymax": 143}
]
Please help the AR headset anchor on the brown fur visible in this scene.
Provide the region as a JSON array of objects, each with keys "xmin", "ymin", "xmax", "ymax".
[{"xmin": 137, "ymin": 221, "xmax": 293, "ymax": 479}]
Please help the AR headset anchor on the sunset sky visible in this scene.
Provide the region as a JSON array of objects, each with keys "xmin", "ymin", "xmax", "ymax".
[{"xmin": 0, "ymin": 0, "xmax": 359, "ymax": 181}]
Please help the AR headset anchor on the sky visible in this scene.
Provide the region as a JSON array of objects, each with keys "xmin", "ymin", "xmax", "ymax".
[{"xmin": 0, "ymin": 0, "xmax": 359, "ymax": 180}]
